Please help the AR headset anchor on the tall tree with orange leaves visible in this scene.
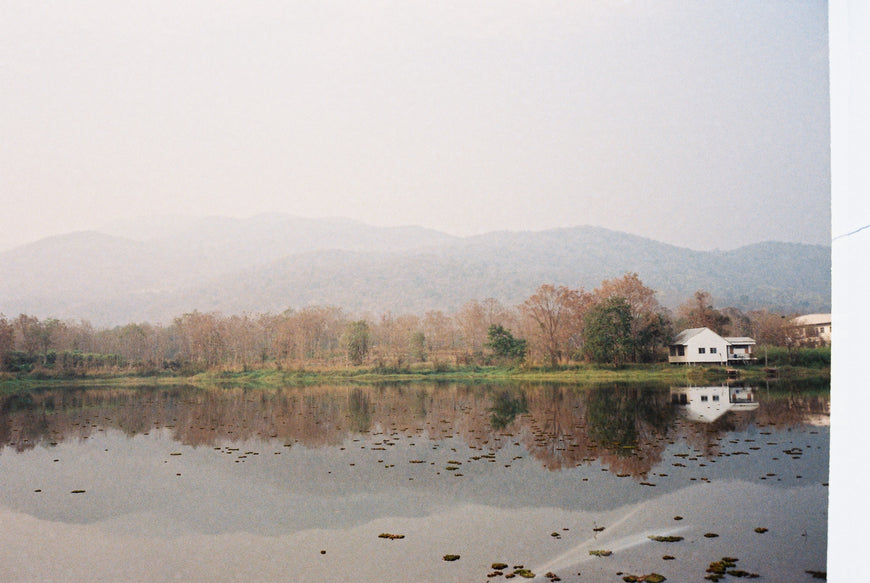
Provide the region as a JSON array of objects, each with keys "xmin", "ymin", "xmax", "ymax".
[{"xmin": 521, "ymin": 284, "xmax": 591, "ymax": 367}]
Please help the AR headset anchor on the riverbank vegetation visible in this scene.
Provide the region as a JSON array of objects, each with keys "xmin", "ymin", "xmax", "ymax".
[{"xmin": 0, "ymin": 273, "xmax": 829, "ymax": 388}]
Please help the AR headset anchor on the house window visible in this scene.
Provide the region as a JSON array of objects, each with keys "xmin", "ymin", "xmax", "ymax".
[
  {"xmin": 698, "ymin": 347, "xmax": 706, "ymax": 354},
  {"xmin": 713, "ymin": 395, "xmax": 720, "ymax": 402},
  {"xmin": 700, "ymin": 395, "xmax": 708, "ymax": 402},
  {"xmin": 710, "ymin": 347, "xmax": 717, "ymax": 354},
  {"xmin": 677, "ymin": 346, "xmax": 685, "ymax": 356}
]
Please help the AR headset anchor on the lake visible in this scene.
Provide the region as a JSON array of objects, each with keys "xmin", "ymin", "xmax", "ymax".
[{"xmin": 0, "ymin": 381, "xmax": 829, "ymax": 582}]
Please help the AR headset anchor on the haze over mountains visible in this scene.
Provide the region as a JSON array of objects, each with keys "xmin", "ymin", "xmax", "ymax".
[{"xmin": 0, "ymin": 214, "xmax": 830, "ymax": 327}]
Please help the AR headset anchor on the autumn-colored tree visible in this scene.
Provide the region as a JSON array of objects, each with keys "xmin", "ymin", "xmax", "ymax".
[
  {"xmin": 273, "ymin": 306, "xmax": 345, "ymax": 365},
  {"xmin": 221, "ymin": 314, "xmax": 270, "ymax": 369},
  {"xmin": 676, "ymin": 290, "xmax": 730, "ymax": 335},
  {"xmin": 118, "ymin": 323, "xmax": 150, "ymax": 362},
  {"xmin": 173, "ymin": 311, "xmax": 231, "ymax": 366},
  {"xmin": 372, "ymin": 312, "xmax": 417, "ymax": 367},
  {"xmin": 521, "ymin": 284, "xmax": 591, "ymax": 367},
  {"xmin": 455, "ymin": 300, "xmax": 486, "ymax": 358},
  {"xmin": 748, "ymin": 310, "xmax": 791, "ymax": 346},
  {"xmin": 422, "ymin": 310, "xmax": 455, "ymax": 362},
  {"xmin": 13, "ymin": 314, "xmax": 61, "ymax": 364},
  {"xmin": 594, "ymin": 273, "xmax": 657, "ymax": 315},
  {"xmin": 454, "ymin": 298, "xmax": 513, "ymax": 362},
  {"xmin": 720, "ymin": 307, "xmax": 751, "ymax": 337}
]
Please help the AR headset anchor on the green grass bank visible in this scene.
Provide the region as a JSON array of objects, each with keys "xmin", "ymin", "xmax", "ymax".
[{"xmin": 0, "ymin": 361, "xmax": 829, "ymax": 393}]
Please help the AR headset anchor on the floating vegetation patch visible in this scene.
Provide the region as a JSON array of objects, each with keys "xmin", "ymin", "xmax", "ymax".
[
  {"xmin": 726, "ymin": 569, "xmax": 759, "ymax": 578},
  {"xmin": 705, "ymin": 557, "xmax": 738, "ymax": 581},
  {"xmin": 378, "ymin": 533, "xmax": 405, "ymax": 540},
  {"xmin": 589, "ymin": 550, "xmax": 612, "ymax": 557},
  {"xmin": 648, "ymin": 535, "xmax": 683, "ymax": 542},
  {"xmin": 70, "ymin": 489, "xmax": 86, "ymax": 494},
  {"xmin": 703, "ymin": 533, "xmax": 720, "ymax": 538},
  {"xmin": 491, "ymin": 563, "xmax": 508, "ymax": 570},
  {"xmin": 704, "ymin": 557, "xmax": 758, "ymax": 581},
  {"xmin": 753, "ymin": 527, "xmax": 768, "ymax": 534},
  {"xmin": 442, "ymin": 554, "xmax": 460, "ymax": 561},
  {"xmin": 623, "ymin": 574, "xmax": 666, "ymax": 583},
  {"xmin": 513, "ymin": 568, "xmax": 535, "ymax": 578}
]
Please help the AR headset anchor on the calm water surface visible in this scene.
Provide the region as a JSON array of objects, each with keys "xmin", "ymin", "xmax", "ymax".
[{"xmin": 0, "ymin": 381, "xmax": 829, "ymax": 582}]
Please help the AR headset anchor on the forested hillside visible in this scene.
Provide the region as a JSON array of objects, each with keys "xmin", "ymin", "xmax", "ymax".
[{"xmin": 0, "ymin": 215, "xmax": 830, "ymax": 326}]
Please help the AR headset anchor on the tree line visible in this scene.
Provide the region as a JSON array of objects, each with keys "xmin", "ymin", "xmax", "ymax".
[{"xmin": 0, "ymin": 273, "xmax": 805, "ymax": 374}]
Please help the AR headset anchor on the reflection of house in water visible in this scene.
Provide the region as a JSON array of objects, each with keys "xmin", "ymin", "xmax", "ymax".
[{"xmin": 670, "ymin": 385, "xmax": 759, "ymax": 422}]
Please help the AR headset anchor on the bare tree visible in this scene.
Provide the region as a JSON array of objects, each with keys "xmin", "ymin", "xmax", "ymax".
[{"xmin": 521, "ymin": 284, "xmax": 591, "ymax": 367}]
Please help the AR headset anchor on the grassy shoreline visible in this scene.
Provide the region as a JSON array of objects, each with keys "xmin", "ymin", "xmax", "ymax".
[{"xmin": 0, "ymin": 362, "xmax": 830, "ymax": 392}]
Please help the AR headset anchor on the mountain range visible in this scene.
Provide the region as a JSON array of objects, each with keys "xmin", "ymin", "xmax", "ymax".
[{"xmin": 0, "ymin": 214, "xmax": 831, "ymax": 327}]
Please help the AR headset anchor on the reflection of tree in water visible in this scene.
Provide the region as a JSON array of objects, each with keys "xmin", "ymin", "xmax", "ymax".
[
  {"xmin": 755, "ymin": 384, "xmax": 830, "ymax": 428},
  {"xmin": 488, "ymin": 390, "xmax": 528, "ymax": 429},
  {"xmin": 586, "ymin": 388, "xmax": 639, "ymax": 455},
  {"xmin": 347, "ymin": 388, "xmax": 372, "ymax": 433},
  {"xmin": 0, "ymin": 382, "xmax": 829, "ymax": 476},
  {"xmin": 0, "ymin": 391, "xmax": 51, "ymax": 452},
  {"xmin": 585, "ymin": 386, "xmax": 671, "ymax": 455},
  {"xmin": 412, "ymin": 387, "xmax": 429, "ymax": 419},
  {"xmin": 579, "ymin": 385, "xmax": 677, "ymax": 477}
]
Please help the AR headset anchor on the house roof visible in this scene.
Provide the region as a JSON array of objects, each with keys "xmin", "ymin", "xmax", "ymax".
[
  {"xmin": 671, "ymin": 328, "xmax": 710, "ymax": 345},
  {"xmin": 791, "ymin": 313, "xmax": 831, "ymax": 327},
  {"xmin": 725, "ymin": 337, "xmax": 756, "ymax": 345},
  {"xmin": 671, "ymin": 327, "xmax": 757, "ymax": 346}
]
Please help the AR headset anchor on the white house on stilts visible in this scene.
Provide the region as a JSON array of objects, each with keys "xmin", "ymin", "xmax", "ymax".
[{"xmin": 668, "ymin": 327, "xmax": 756, "ymax": 365}]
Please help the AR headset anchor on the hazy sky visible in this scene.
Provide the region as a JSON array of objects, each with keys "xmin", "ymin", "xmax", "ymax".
[{"xmin": 1, "ymin": 0, "xmax": 831, "ymax": 251}]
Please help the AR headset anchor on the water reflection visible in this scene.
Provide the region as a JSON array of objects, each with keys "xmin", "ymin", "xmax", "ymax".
[
  {"xmin": 0, "ymin": 381, "xmax": 829, "ymax": 480},
  {"xmin": 487, "ymin": 390, "xmax": 528, "ymax": 429},
  {"xmin": 670, "ymin": 385, "xmax": 760, "ymax": 423},
  {"xmin": 0, "ymin": 381, "xmax": 830, "ymax": 582}
]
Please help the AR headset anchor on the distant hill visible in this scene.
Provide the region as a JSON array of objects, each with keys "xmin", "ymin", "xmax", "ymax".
[{"xmin": 0, "ymin": 215, "xmax": 831, "ymax": 326}]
